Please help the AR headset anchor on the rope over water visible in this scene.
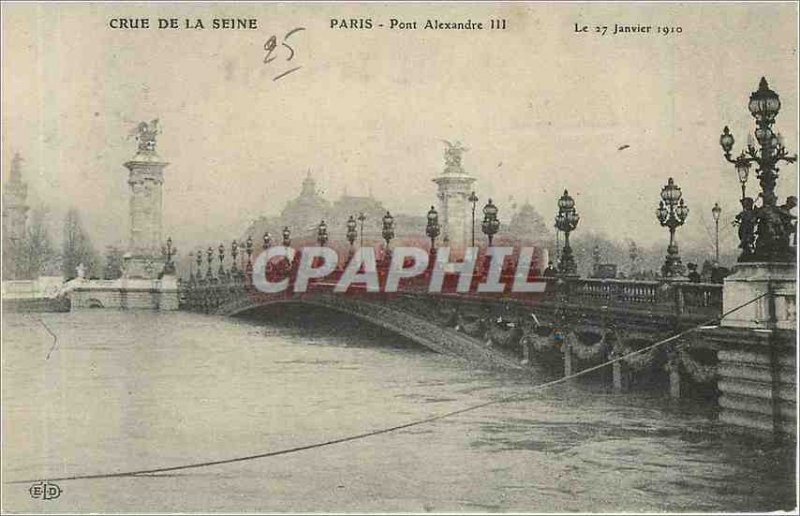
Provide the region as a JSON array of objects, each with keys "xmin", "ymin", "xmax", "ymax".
[{"xmin": 6, "ymin": 292, "xmax": 768, "ymax": 485}]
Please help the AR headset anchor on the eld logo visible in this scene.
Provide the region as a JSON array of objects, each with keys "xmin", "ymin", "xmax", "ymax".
[{"xmin": 29, "ymin": 481, "xmax": 62, "ymax": 500}]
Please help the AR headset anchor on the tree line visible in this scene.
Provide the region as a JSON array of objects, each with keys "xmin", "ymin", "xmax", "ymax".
[{"xmin": 2, "ymin": 207, "xmax": 124, "ymax": 281}]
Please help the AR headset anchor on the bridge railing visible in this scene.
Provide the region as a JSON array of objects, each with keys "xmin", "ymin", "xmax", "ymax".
[
  {"xmin": 178, "ymin": 270, "xmax": 723, "ymax": 317},
  {"xmin": 677, "ymin": 281, "xmax": 723, "ymax": 311},
  {"xmin": 560, "ymin": 278, "xmax": 662, "ymax": 304},
  {"xmin": 542, "ymin": 277, "xmax": 722, "ymax": 316}
]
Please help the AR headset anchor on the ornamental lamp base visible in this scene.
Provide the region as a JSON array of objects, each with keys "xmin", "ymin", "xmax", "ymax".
[{"xmin": 661, "ymin": 251, "xmax": 685, "ymax": 279}]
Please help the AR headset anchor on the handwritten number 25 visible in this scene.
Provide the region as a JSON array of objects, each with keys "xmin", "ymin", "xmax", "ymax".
[{"xmin": 264, "ymin": 27, "xmax": 305, "ymax": 64}]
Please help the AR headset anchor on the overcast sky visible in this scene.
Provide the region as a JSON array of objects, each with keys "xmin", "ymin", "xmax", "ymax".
[{"xmin": 2, "ymin": 3, "xmax": 797, "ymax": 254}]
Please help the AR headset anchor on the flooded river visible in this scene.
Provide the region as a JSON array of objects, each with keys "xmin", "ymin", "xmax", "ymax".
[{"xmin": 2, "ymin": 308, "xmax": 796, "ymax": 512}]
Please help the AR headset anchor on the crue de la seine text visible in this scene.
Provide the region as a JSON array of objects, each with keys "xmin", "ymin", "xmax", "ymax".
[{"xmin": 108, "ymin": 18, "xmax": 258, "ymax": 29}]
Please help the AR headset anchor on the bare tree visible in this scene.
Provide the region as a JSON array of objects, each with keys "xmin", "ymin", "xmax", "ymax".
[
  {"xmin": 62, "ymin": 207, "xmax": 98, "ymax": 279},
  {"xmin": 3, "ymin": 207, "xmax": 57, "ymax": 280}
]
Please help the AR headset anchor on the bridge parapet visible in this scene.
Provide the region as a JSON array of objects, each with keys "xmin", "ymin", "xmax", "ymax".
[
  {"xmin": 540, "ymin": 277, "xmax": 722, "ymax": 317},
  {"xmin": 178, "ymin": 272, "xmax": 724, "ymax": 324}
]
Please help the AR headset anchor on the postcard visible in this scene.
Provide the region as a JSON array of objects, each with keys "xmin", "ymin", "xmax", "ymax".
[{"xmin": 2, "ymin": 2, "xmax": 797, "ymax": 513}]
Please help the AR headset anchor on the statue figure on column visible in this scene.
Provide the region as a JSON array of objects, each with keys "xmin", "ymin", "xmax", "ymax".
[
  {"xmin": 133, "ymin": 119, "xmax": 160, "ymax": 152},
  {"xmin": 779, "ymin": 196, "xmax": 798, "ymax": 248},
  {"xmin": 733, "ymin": 197, "xmax": 757, "ymax": 261},
  {"xmin": 442, "ymin": 140, "xmax": 467, "ymax": 169}
]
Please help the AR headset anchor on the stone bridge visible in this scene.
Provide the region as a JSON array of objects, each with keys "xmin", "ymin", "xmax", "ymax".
[{"xmin": 181, "ymin": 273, "xmax": 724, "ymax": 373}]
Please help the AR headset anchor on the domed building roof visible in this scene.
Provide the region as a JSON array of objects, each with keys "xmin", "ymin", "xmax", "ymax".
[
  {"xmin": 279, "ymin": 172, "xmax": 331, "ymax": 237},
  {"xmin": 508, "ymin": 200, "xmax": 552, "ymax": 243}
]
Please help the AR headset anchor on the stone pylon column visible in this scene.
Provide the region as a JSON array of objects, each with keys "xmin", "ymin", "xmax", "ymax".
[
  {"xmin": 432, "ymin": 141, "xmax": 475, "ymax": 253},
  {"xmin": 2, "ymin": 153, "xmax": 29, "ymax": 243},
  {"xmin": 2, "ymin": 153, "xmax": 30, "ymax": 280},
  {"xmin": 123, "ymin": 120, "xmax": 169, "ymax": 279}
]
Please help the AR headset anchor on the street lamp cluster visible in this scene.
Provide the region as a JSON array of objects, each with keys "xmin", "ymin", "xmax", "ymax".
[
  {"xmin": 162, "ymin": 236, "xmax": 176, "ymax": 275},
  {"xmin": 317, "ymin": 220, "xmax": 328, "ymax": 246},
  {"xmin": 720, "ymin": 77, "xmax": 797, "ymax": 263},
  {"xmin": 655, "ymin": 178, "xmax": 689, "ymax": 277},
  {"xmin": 481, "ymin": 199, "xmax": 500, "ymax": 246},
  {"xmin": 711, "ymin": 202, "xmax": 722, "ymax": 263},
  {"xmin": 554, "ymin": 190, "xmax": 579, "ymax": 275},
  {"xmin": 382, "ymin": 211, "xmax": 395, "ymax": 247},
  {"xmin": 426, "ymin": 206, "xmax": 440, "ymax": 250},
  {"xmin": 346, "ymin": 215, "xmax": 358, "ymax": 248}
]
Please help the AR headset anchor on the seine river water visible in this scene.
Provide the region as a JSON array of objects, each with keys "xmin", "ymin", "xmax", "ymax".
[{"xmin": 2, "ymin": 308, "xmax": 796, "ymax": 513}]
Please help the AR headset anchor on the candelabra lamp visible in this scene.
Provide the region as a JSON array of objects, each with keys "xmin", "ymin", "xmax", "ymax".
[
  {"xmin": 554, "ymin": 190, "xmax": 579, "ymax": 275},
  {"xmin": 719, "ymin": 77, "xmax": 797, "ymax": 262},
  {"xmin": 655, "ymin": 178, "xmax": 689, "ymax": 278},
  {"xmin": 426, "ymin": 206, "xmax": 440, "ymax": 251}
]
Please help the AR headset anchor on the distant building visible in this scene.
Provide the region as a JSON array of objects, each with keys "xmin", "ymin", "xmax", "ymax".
[
  {"xmin": 244, "ymin": 172, "xmax": 425, "ymax": 247},
  {"xmin": 279, "ymin": 172, "xmax": 331, "ymax": 237},
  {"xmin": 506, "ymin": 200, "xmax": 552, "ymax": 244},
  {"xmin": 2, "ymin": 153, "xmax": 30, "ymax": 280},
  {"xmin": 243, "ymin": 168, "xmax": 561, "ymax": 255}
]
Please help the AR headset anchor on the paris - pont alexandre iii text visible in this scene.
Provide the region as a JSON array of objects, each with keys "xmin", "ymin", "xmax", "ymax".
[{"xmin": 330, "ymin": 18, "xmax": 500, "ymax": 30}]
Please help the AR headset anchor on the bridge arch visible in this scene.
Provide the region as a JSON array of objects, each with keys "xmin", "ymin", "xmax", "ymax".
[
  {"xmin": 217, "ymin": 295, "xmax": 524, "ymax": 371},
  {"xmin": 86, "ymin": 298, "xmax": 104, "ymax": 308},
  {"xmin": 230, "ymin": 299, "xmax": 444, "ymax": 354}
]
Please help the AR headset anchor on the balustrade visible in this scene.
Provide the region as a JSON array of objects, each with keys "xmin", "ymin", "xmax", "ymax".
[{"xmin": 178, "ymin": 256, "xmax": 723, "ymax": 317}]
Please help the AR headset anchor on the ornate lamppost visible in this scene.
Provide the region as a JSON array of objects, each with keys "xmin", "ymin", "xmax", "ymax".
[
  {"xmin": 656, "ymin": 178, "xmax": 689, "ymax": 278},
  {"xmin": 218, "ymin": 243, "xmax": 225, "ymax": 276},
  {"xmin": 382, "ymin": 211, "xmax": 395, "ymax": 266},
  {"xmin": 555, "ymin": 228, "xmax": 561, "ymax": 265},
  {"xmin": 382, "ymin": 211, "xmax": 395, "ymax": 247},
  {"xmin": 262, "ymin": 232, "xmax": 272, "ymax": 250},
  {"xmin": 426, "ymin": 206, "xmax": 440, "ymax": 251},
  {"xmin": 468, "ymin": 191, "xmax": 479, "ymax": 247},
  {"xmin": 481, "ymin": 199, "xmax": 500, "ymax": 246},
  {"xmin": 230, "ymin": 240, "xmax": 239, "ymax": 273},
  {"xmin": 719, "ymin": 77, "xmax": 797, "ymax": 262},
  {"xmin": 317, "ymin": 220, "xmax": 328, "ymax": 246},
  {"xmin": 162, "ymin": 237, "xmax": 176, "ymax": 275},
  {"xmin": 245, "ymin": 235, "xmax": 254, "ymax": 273},
  {"xmin": 206, "ymin": 246, "xmax": 214, "ymax": 279},
  {"xmin": 346, "ymin": 215, "xmax": 358, "ymax": 250},
  {"xmin": 554, "ymin": 190, "xmax": 579, "ymax": 275},
  {"xmin": 357, "ymin": 212, "xmax": 366, "ymax": 249},
  {"xmin": 731, "ymin": 152, "xmax": 751, "ymax": 201},
  {"xmin": 195, "ymin": 249, "xmax": 203, "ymax": 280},
  {"xmin": 189, "ymin": 248, "xmax": 195, "ymax": 282},
  {"xmin": 712, "ymin": 202, "xmax": 722, "ymax": 263}
]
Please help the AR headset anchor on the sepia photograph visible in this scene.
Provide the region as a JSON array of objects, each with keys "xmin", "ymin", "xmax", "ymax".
[{"xmin": 1, "ymin": 1, "xmax": 798, "ymax": 513}]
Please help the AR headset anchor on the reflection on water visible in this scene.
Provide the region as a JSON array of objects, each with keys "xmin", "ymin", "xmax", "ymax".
[{"xmin": 2, "ymin": 308, "xmax": 796, "ymax": 513}]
